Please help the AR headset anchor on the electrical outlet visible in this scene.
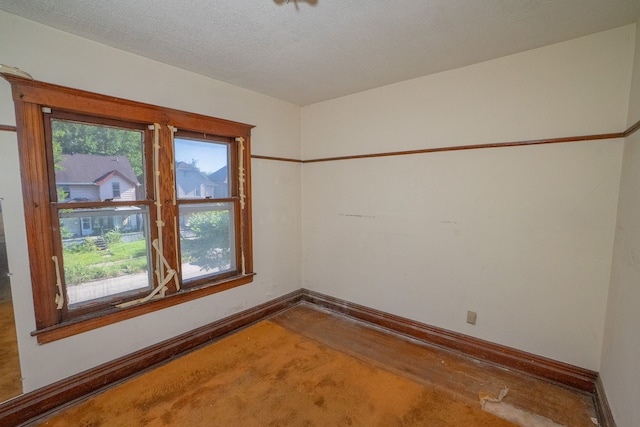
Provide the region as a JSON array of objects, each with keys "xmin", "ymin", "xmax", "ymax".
[{"xmin": 466, "ymin": 310, "xmax": 477, "ymax": 325}]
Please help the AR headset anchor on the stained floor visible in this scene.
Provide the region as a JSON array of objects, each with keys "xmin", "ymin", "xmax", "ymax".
[{"xmin": 270, "ymin": 304, "xmax": 598, "ymax": 427}]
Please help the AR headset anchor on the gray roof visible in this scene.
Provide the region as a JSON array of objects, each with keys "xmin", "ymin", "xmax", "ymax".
[
  {"xmin": 56, "ymin": 154, "xmax": 138, "ymax": 185},
  {"xmin": 208, "ymin": 166, "xmax": 228, "ymax": 183}
]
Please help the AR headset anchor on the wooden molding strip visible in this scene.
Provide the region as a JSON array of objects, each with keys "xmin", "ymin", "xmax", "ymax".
[
  {"xmin": 624, "ymin": 118, "xmax": 640, "ymax": 138},
  {"xmin": 0, "ymin": 289, "xmax": 304, "ymax": 427},
  {"xmin": 594, "ymin": 375, "xmax": 617, "ymax": 427},
  {"xmin": 3, "ymin": 75, "xmax": 254, "ymax": 138},
  {"xmin": 249, "ymin": 118, "xmax": 640, "ymax": 164},
  {"xmin": 302, "ymin": 131, "xmax": 624, "ymax": 164},
  {"xmin": 0, "ymin": 124, "xmax": 17, "ymax": 132},
  {"xmin": 300, "ymin": 289, "xmax": 599, "ymax": 393},
  {"xmin": 251, "ymin": 154, "xmax": 302, "ymax": 163},
  {"xmin": 4, "ymin": 118, "xmax": 639, "ymax": 162},
  {"xmin": 33, "ymin": 274, "xmax": 256, "ymax": 344}
]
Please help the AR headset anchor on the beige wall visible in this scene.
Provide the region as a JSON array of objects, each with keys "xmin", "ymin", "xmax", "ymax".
[
  {"xmin": 600, "ymin": 17, "xmax": 640, "ymax": 427},
  {"xmin": 301, "ymin": 25, "xmax": 635, "ymax": 370},
  {"xmin": 0, "ymin": 11, "xmax": 302, "ymax": 391},
  {"xmin": 2, "ymin": 11, "xmax": 639, "ymax": 424}
]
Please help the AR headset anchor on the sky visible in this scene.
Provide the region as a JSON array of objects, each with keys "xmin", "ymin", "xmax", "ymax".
[{"xmin": 174, "ymin": 137, "xmax": 229, "ymax": 174}]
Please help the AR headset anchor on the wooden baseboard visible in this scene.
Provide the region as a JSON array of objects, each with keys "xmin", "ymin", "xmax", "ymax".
[
  {"xmin": 594, "ymin": 375, "xmax": 617, "ymax": 427},
  {"xmin": 0, "ymin": 289, "xmax": 303, "ymax": 427},
  {"xmin": 2, "ymin": 287, "xmax": 617, "ymax": 426},
  {"xmin": 300, "ymin": 289, "xmax": 598, "ymax": 393}
]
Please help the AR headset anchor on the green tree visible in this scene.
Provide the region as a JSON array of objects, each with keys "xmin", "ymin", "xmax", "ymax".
[
  {"xmin": 181, "ymin": 211, "xmax": 231, "ymax": 272},
  {"xmin": 52, "ymin": 140, "xmax": 64, "ymax": 171},
  {"xmin": 52, "ymin": 120, "xmax": 144, "ymax": 178}
]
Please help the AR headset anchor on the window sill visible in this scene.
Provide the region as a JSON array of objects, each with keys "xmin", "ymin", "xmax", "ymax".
[{"xmin": 31, "ymin": 273, "xmax": 255, "ymax": 344}]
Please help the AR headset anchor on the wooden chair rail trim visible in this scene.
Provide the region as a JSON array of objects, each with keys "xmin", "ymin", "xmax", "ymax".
[
  {"xmin": 301, "ymin": 119, "xmax": 640, "ymax": 163},
  {"xmin": 3, "ymin": 118, "xmax": 640, "ymax": 163},
  {"xmin": 623, "ymin": 117, "xmax": 640, "ymax": 137},
  {"xmin": 302, "ymin": 131, "xmax": 624, "ymax": 164},
  {"xmin": 251, "ymin": 154, "xmax": 303, "ymax": 163},
  {"xmin": 0, "ymin": 124, "xmax": 17, "ymax": 132}
]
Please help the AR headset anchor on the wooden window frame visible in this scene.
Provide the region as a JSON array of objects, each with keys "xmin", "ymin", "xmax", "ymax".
[
  {"xmin": 45, "ymin": 110, "xmax": 157, "ymax": 320},
  {"xmin": 3, "ymin": 75, "xmax": 255, "ymax": 344}
]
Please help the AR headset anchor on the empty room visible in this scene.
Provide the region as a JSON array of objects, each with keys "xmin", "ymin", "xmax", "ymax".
[{"xmin": 0, "ymin": 1, "xmax": 639, "ymax": 426}]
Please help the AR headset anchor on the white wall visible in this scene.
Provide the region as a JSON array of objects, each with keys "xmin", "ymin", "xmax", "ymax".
[
  {"xmin": 1, "ymin": 7, "xmax": 638, "ymax": 410},
  {"xmin": 301, "ymin": 25, "xmax": 635, "ymax": 370},
  {"xmin": 600, "ymin": 18, "xmax": 640, "ymax": 427},
  {"xmin": 0, "ymin": 10, "xmax": 301, "ymax": 392}
]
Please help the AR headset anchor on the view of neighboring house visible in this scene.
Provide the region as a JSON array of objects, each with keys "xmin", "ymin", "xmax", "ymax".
[
  {"xmin": 56, "ymin": 154, "xmax": 141, "ymax": 237},
  {"xmin": 175, "ymin": 161, "xmax": 214, "ymax": 199},
  {"xmin": 175, "ymin": 162, "xmax": 230, "ymax": 231},
  {"xmin": 56, "ymin": 156, "xmax": 230, "ymax": 238},
  {"xmin": 208, "ymin": 165, "xmax": 229, "ymax": 199},
  {"xmin": 57, "ymin": 154, "xmax": 139, "ymax": 202},
  {"xmin": 175, "ymin": 161, "xmax": 229, "ymax": 199}
]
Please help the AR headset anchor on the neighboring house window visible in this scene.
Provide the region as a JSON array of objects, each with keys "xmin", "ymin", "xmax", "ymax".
[
  {"xmin": 5, "ymin": 76, "xmax": 254, "ymax": 343},
  {"xmin": 80, "ymin": 217, "xmax": 93, "ymax": 236},
  {"xmin": 112, "ymin": 182, "xmax": 121, "ymax": 199}
]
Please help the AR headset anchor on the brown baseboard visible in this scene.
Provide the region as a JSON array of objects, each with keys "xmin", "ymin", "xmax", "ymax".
[
  {"xmin": 2, "ymin": 287, "xmax": 614, "ymax": 426},
  {"xmin": 301, "ymin": 289, "xmax": 598, "ymax": 393},
  {"xmin": 0, "ymin": 289, "xmax": 303, "ymax": 426},
  {"xmin": 594, "ymin": 375, "xmax": 617, "ymax": 427}
]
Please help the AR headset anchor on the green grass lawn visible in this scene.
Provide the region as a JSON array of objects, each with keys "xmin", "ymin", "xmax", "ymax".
[{"xmin": 63, "ymin": 240, "xmax": 149, "ymax": 285}]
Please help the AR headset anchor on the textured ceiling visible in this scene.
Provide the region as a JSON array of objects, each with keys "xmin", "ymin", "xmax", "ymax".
[{"xmin": 1, "ymin": 0, "xmax": 639, "ymax": 105}]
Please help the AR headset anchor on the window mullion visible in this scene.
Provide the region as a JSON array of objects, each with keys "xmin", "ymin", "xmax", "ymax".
[
  {"xmin": 156, "ymin": 124, "xmax": 180, "ymax": 294},
  {"xmin": 240, "ymin": 135, "xmax": 253, "ymax": 276}
]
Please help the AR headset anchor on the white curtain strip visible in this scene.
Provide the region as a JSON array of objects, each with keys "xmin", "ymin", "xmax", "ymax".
[
  {"xmin": 168, "ymin": 125, "xmax": 178, "ymax": 208},
  {"xmin": 173, "ymin": 216, "xmax": 180, "ymax": 285},
  {"xmin": 168, "ymin": 125, "xmax": 180, "ymax": 290},
  {"xmin": 153, "ymin": 123, "xmax": 165, "ymax": 286},
  {"xmin": 236, "ymin": 137, "xmax": 246, "ymax": 210},
  {"xmin": 236, "ymin": 137, "xmax": 246, "ymax": 276},
  {"xmin": 52, "ymin": 255, "xmax": 64, "ymax": 310}
]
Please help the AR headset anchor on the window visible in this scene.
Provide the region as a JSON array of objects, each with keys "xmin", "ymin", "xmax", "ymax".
[
  {"xmin": 112, "ymin": 182, "xmax": 121, "ymax": 199},
  {"xmin": 48, "ymin": 112, "xmax": 154, "ymax": 316},
  {"xmin": 4, "ymin": 76, "xmax": 254, "ymax": 343},
  {"xmin": 174, "ymin": 133, "xmax": 237, "ymax": 284},
  {"xmin": 80, "ymin": 217, "xmax": 93, "ymax": 236}
]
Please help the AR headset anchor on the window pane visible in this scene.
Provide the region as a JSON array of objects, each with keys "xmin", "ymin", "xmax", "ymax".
[
  {"xmin": 58, "ymin": 207, "xmax": 152, "ymax": 307},
  {"xmin": 52, "ymin": 119, "xmax": 145, "ymax": 202},
  {"xmin": 179, "ymin": 202, "xmax": 236, "ymax": 281},
  {"xmin": 174, "ymin": 138, "xmax": 230, "ymax": 200}
]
